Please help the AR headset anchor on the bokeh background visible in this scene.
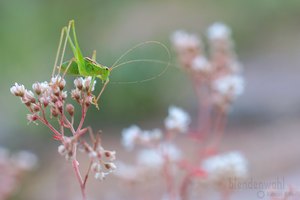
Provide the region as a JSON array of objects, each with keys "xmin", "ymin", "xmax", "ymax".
[{"xmin": 1, "ymin": 0, "xmax": 300, "ymax": 199}]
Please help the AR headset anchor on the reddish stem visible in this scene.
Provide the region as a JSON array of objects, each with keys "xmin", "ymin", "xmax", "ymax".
[{"xmin": 72, "ymin": 158, "xmax": 86, "ymax": 200}]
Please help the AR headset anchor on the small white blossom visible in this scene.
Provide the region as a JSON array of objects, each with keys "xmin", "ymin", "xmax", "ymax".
[
  {"xmin": 74, "ymin": 77, "xmax": 84, "ymax": 90},
  {"xmin": 32, "ymin": 81, "xmax": 49, "ymax": 95},
  {"xmin": 192, "ymin": 56, "xmax": 211, "ymax": 73},
  {"xmin": 140, "ymin": 128, "xmax": 162, "ymax": 143},
  {"xmin": 83, "ymin": 76, "xmax": 96, "ymax": 91},
  {"xmin": 171, "ymin": 30, "xmax": 200, "ymax": 50},
  {"xmin": 91, "ymin": 162, "xmax": 102, "ymax": 172},
  {"xmin": 95, "ymin": 172, "xmax": 109, "ymax": 181},
  {"xmin": 159, "ymin": 143, "xmax": 182, "ymax": 162},
  {"xmin": 165, "ymin": 106, "xmax": 191, "ymax": 133},
  {"xmin": 137, "ymin": 149, "xmax": 164, "ymax": 169},
  {"xmin": 88, "ymin": 151, "xmax": 98, "ymax": 159},
  {"xmin": 103, "ymin": 150, "xmax": 116, "ymax": 161},
  {"xmin": 10, "ymin": 83, "xmax": 26, "ymax": 97},
  {"xmin": 58, "ymin": 145, "xmax": 66, "ymax": 156},
  {"xmin": 104, "ymin": 162, "xmax": 117, "ymax": 172},
  {"xmin": 137, "ymin": 144, "xmax": 181, "ymax": 169},
  {"xmin": 207, "ymin": 22, "xmax": 231, "ymax": 40},
  {"xmin": 202, "ymin": 151, "xmax": 248, "ymax": 183},
  {"xmin": 50, "ymin": 75, "xmax": 62, "ymax": 85},
  {"xmin": 121, "ymin": 125, "xmax": 141, "ymax": 150},
  {"xmin": 214, "ymin": 75, "xmax": 244, "ymax": 99}
]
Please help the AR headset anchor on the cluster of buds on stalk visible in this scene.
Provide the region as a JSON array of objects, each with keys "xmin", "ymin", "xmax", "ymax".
[
  {"xmin": 171, "ymin": 22, "xmax": 244, "ymax": 111},
  {"xmin": 170, "ymin": 23, "xmax": 248, "ymax": 199},
  {"xmin": 116, "ymin": 106, "xmax": 191, "ymax": 199},
  {"xmin": 10, "ymin": 74, "xmax": 116, "ymax": 199},
  {"xmin": 0, "ymin": 147, "xmax": 37, "ymax": 200}
]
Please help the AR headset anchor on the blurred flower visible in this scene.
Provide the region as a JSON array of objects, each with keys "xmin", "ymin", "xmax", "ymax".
[
  {"xmin": 191, "ymin": 56, "xmax": 211, "ymax": 73},
  {"xmin": 171, "ymin": 30, "xmax": 200, "ymax": 51},
  {"xmin": 165, "ymin": 106, "xmax": 191, "ymax": 133},
  {"xmin": 202, "ymin": 151, "xmax": 248, "ymax": 184},
  {"xmin": 137, "ymin": 143, "xmax": 182, "ymax": 169},
  {"xmin": 121, "ymin": 125, "xmax": 141, "ymax": 150},
  {"xmin": 213, "ymin": 75, "xmax": 244, "ymax": 100},
  {"xmin": 207, "ymin": 22, "xmax": 231, "ymax": 40},
  {"xmin": 10, "ymin": 83, "xmax": 26, "ymax": 97}
]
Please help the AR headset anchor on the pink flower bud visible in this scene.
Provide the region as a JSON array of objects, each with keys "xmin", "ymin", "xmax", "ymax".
[
  {"xmin": 59, "ymin": 79, "xmax": 66, "ymax": 90},
  {"xmin": 74, "ymin": 78, "xmax": 84, "ymax": 90},
  {"xmin": 66, "ymin": 104, "xmax": 74, "ymax": 116},
  {"xmin": 27, "ymin": 114, "xmax": 38, "ymax": 122},
  {"xmin": 71, "ymin": 89, "xmax": 81, "ymax": 101},
  {"xmin": 10, "ymin": 83, "xmax": 26, "ymax": 97}
]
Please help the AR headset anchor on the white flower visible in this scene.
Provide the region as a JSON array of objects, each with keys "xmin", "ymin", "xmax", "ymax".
[
  {"xmin": 137, "ymin": 144, "xmax": 181, "ymax": 169},
  {"xmin": 83, "ymin": 76, "xmax": 96, "ymax": 91},
  {"xmin": 207, "ymin": 22, "xmax": 231, "ymax": 40},
  {"xmin": 171, "ymin": 30, "xmax": 200, "ymax": 50},
  {"xmin": 95, "ymin": 172, "xmax": 109, "ymax": 181},
  {"xmin": 102, "ymin": 150, "xmax": 116, "ymax": 161},
  {"xmin": 137, "ymin": 149, "xmax": 164, "ymax": 168},
  {"xmin": 11, "ymin": 151, "xmax": 38, "ymax": 170},
  {"xmin": 214, "ymin": 75, "xmax": 244, "ymax": 99},
  {"xmin": 58, "ymin": 145, "xmax": 66, "ymax": 156},
  {"xmin": 202, "ymin": 151, "xmax": 248, "ymax": 183},
  {"xmin": 192, "ymin": 56, "xmax": 211, "ymax": 73},
  {"xmin": 159, "ymin": 143, "xmax": 182, "ymax": 162},
  {"xmin": 140, "ymin": 128, "xmax": 162, "ymax": 143},
  {"xmin": 51, "ymin": 75, "xmax": 62, "ymax": 85},
  {"xmin": 165, "ymin": 106, "xmax": 191, "ymax": 133},
  {"xmin": 32, "ymin": 81, "xmax": 49, "ymax": 95},
  {"xmin": 10, "ymin": 83, "xmax": 26, "ymax": 97},
  {"xmin": 121, "ymin": 125, "xmax": 141, "ymax": 150}
]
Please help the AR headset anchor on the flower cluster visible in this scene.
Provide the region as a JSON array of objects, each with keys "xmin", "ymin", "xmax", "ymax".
[
  {"xmin": 0, "ymin": 147, "xmax": 37, "ymax": 200},
  {"xmin": 10, "ymin": 74, "xmax": 116, "ymax": 199},
  {"xmin": 116, "ymin": 106, "xmax": 188, "ymax": 182},
  {"xmin": 201, "ymin": 151, "xmax": 248, "ymax": 188},
  {"xmin": 115, "ymin": 23, "xmax": 248, "ymax": 200},
  {"xmin": 171, "ymin": 22, "xmax": 244, "ymax": 110}
]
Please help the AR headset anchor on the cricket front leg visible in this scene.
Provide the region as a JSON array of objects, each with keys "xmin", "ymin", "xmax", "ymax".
[{"xmin": 93, "ymin": 79, "xmax": 109, "ymax": 109}]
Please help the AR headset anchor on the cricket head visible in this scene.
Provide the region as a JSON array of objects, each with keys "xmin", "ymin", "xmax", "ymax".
[{"xmin": 100, "ymin": 66, "xmax": 110, "ymax": 82}]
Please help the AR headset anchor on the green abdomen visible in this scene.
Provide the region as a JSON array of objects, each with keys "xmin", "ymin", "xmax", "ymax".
[{"xmin": 60, "ymin": 60, "xmax": 80, "ymax": 75}]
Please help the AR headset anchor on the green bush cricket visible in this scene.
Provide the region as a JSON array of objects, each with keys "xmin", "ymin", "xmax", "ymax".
[{"xmin": 52, "ymin": 20, "xmax": 170, "ymax": 109}]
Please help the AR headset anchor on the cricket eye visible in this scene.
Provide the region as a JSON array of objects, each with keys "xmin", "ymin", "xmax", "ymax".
[{"xmin": 105, "ymin": 67, "xmax": 109, "ymax": 71}]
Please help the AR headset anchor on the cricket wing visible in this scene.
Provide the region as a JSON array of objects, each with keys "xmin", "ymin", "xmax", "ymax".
[{"xmin": 60, "ymin": 60, "xmax": 80, "ymax": 75}]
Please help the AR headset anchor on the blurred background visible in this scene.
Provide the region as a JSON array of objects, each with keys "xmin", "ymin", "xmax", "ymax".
[{"xmin": 1, "ymin": 0, "xmax": 300, "ymax": 199}]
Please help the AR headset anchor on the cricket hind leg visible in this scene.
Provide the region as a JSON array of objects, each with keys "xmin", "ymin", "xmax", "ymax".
[{"xmin": 52, "ymin": 21, "xmax": 73, "ymax": 77}]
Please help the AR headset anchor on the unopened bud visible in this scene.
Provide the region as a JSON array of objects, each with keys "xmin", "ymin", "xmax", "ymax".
[
  {"xmin": 74, "ymin": 78, "xmax": 84, "ymax": 90},
  {"xmin": 32, "ymin": 104, "xmax": 40, "ymax": 112},
  {"xmin": 59, "ymin": 79, "xmax": 66, "ymax": 90},
  {"xmin": 66, "ymin": 104, "xmax": 74, "ymax": 116},
  {"xmin": 52, "ymin": 85, "xmax": 60, "ymax": 96},
  {"xmin": 25, "ymin": 90, "xmax": 36, "ymax": 104},
  {"xmin": 71, "ymin": 89, "xmax": 81, "ymax": 101},
  {"xmin": 85, "ymin": 95, "xmax": 93, "ymax": 107},
  {"xmin": 61, "ymin": 91, "xmax": 68, "ymax": 100},
  {"xmin": 10, "ymin": 83, "xmax": 26, "ymax": 97},
  {"xmin": 51, "ymin": 107, "xmax": 59, "ymax": 117},
  {"xmin": 32, "ymin": 82, "xmax": 42, "ymax": 95}
]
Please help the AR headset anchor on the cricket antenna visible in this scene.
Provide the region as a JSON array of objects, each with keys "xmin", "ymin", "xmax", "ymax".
[{"xmin": 110, "ymin": 40, "xmax": 171, "ymax": 84}]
